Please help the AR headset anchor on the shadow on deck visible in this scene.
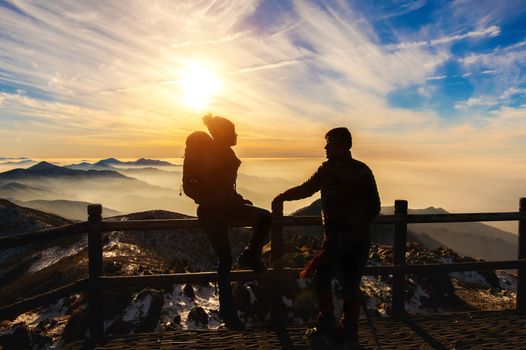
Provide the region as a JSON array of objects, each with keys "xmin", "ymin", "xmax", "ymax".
[{"xmin": 64, "ymin": 310, "xmax": 526, "ymax": 349}]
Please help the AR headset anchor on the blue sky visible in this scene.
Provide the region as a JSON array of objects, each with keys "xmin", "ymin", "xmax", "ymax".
[{"xmin": 0, "ymin": 0, "xmax": 525, "ymax": 159}]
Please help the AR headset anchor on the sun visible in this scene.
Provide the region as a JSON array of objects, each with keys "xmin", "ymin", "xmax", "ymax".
[{"xmin": 179, "ymin": 62, "xmax": 223, "ymax": 110}]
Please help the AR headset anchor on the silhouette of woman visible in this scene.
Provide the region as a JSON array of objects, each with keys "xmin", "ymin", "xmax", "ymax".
[{"xmin": 197, "ymin": 114, "xmax": 271, "ymax": 329}]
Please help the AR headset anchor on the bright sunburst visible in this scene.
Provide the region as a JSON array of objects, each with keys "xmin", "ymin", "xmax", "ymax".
[{"xmin": 179, "ymin": 62, "xmax": 223, "ymax": 110}]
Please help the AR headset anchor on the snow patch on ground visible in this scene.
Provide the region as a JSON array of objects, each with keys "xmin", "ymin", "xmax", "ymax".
[
  {"xmin": 28, "ymin": 237, "xmax": 87, "ymax": 273},
  {"xmin": 160, "ymin": 284, "xmax": 221, "ymax": 331},
  {"xmin": 496, "ymin": 270, "xmax": 517, "ymax": 291},
  {"xmin": 450, "ymin": 271, "xmax": 491, "ymax": 288},
  {"xmin": 438, "ymin": 256, "xmax": 492, "ymax": 289},
  {"xmin": 103, "ymin": 239, "xmax": 143, "ymax": 258},
  {"xmin": 11, "ymin": 297, "xmax": 68, "ymax": 325},
  {"xmin": 3, "ymin": 295, "xmax": 81, "ymax": 349},
  {"xmin": 122, "ymin": 294, "xmax": 152, "ymax": 322},
  {"xmin": 405, "ymin": 279, "xmax": 430, "ymax": 314}
]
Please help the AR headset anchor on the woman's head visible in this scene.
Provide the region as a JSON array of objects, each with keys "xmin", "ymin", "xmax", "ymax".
[{"xmin": 203, "ymin": 114, "xmax": 237, "ymax": 146}]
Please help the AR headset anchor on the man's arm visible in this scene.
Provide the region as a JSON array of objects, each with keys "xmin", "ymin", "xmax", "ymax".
[
  {"xmin": 362, "ymin": 168, "xmax": 381, "ymax": 224},
  {"xmin": 272, "ymin": 167, "xmax": 322, "ymax": 212}
]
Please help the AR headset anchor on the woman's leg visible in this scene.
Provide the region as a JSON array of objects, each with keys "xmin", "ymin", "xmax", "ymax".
[
  {"xmin": 198, "ymin": 206, "xmax": 242, "ymax": 327},
  {"xmin": 234, "ymin": 204, "xmax": 271, "ymax": 268}
]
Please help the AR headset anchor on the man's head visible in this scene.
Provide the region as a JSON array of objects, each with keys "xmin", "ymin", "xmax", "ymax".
[
  {"xmin": 324, "ymin": 127, "xmax": 352, "ymax": 160},
  {"xmin": 203, "ymin": 114, "xmax": 237, "ymax": 146}
]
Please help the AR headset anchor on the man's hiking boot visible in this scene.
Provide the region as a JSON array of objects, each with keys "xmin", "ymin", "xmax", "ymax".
[
  {"xmin": 237, "ymin": 249, "xmax": 267, "ymax": 272},
  {"xmin": 222, "ymin": 314, "xmax": 245, "ymax": 330},
  {"xmin": 304, "ymin": 312, "xmax": 337, "ymax": 339},
  {"xmin": 333, "ymin": 326, "xmax": 359, "ymax": 349}
]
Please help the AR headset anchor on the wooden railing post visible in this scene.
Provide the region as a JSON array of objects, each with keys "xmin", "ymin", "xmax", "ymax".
[
  {"xmin": 517, "ymin": 198, "xmax": 526, "ymax": 312},
  {"xmin": 87, "ymin": 204, "xmax": 104, "ymax": 344},
  {"xmin": 271, "ymin": 203, "xmax": 284, "ymax": 327},
  {"xmin": 392, "ymin": 199, "xmax": 408, "ymax": 317}
]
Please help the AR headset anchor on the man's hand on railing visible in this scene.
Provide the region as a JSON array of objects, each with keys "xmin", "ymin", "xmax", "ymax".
[{"xmin": 272, "ymin": 194, "xmax": 284, "ymax": 215}]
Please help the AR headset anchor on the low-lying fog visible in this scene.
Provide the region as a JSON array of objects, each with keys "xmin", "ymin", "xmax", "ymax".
[{"xmin": 0, "ymin": 157, "xmax": 524, "ymax": 233}]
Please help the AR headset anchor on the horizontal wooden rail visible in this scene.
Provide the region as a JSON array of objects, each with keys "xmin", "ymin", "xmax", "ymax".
[
  {"xmin": 97, "ymin": 260, "xmax": 525, "ymax": 288},
  {"xmin": 0, "ymin": 278, "xmax": 88, "ymax": 321},
  {"xmin": 404, "ymin": 212, "xmax": 523, "ymax": 224},
  {"xmin": 0, "ymin": 222, "xmax": 88, "ymax": 249},
  {"xmin": 404, "ymin": 260, "xmax": 525, "ymax": 273},
  {"xmin": 99, "ymin": 270, "xmax": 274, "ymax": 287},
  {"xmin": 92, "ymin": 212, "xmax": 526, "ymax": 232},
  {"xmin": 2, "ymin": 212, "xmax": 524, "ymax": 249},
  {"xmin": 280, "ymin": 213, "xmax": 524, "ymax": 225}
]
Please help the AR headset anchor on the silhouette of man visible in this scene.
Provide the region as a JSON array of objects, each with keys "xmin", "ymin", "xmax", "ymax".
[
  {"xmin": 272, "ymin": 127, "xmax": 380, "ymax": 346},
  {"xmin": 196, "ymin": 114, "xmax": 271, "ymax": 329}
]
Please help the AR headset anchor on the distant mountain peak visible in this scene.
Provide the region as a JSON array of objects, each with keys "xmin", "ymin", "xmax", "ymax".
[
  {"xmin": 134, "ymin": 158, "xmax": 174, "ymax": 166},
  {"xmin": 95, "ymin": 158, "xmax": 121, "ymax": 165},
  {"xmin": 29, "ymin": 161, "xmax": 62, "ymax": 170},
  {"xmin": 422, "ymin": 206, "xmax": 448, "ymax": 214}
]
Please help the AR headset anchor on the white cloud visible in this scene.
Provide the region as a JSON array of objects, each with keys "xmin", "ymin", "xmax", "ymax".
[
  {"xmin": 460, "ymin": 39, "xmax": 526, "ymax": 68},
  {"xmin": 455, "ymin": 87, "xmax": 526, "ymax": 109},
  {"xmin": 425, "ymin": 75, "xmax": 447, "ymax": 81},
  {"xmin": 235, "ymin": 60, "xmax": 301, "ymax": 74},
  {"xmin": 0, "ymin": 0, "xmax": 451, "ymax": 158},
  {"xmin": 0, "ymin": 0, "xmax": 523, "ymax": 164},
  {"xmin": 458, "ymin": 37, "xmax": 526, "ymax": 111},
  {"xmin": 455, "ymin": 96, "xmax": 499, "ymax": 109},
  {"xmin": 500, "ymin": 87, "xmax": 526, "ymax": 99},
  {"xmin": 393, "ymin": 25, "xmax": 500, "ymax": 49},
  {"xmin": 288, "ymin": 0, "xmax": 449, "ymax": 95},
  {"xmin": 431, "ymin": 25, "xmax": 500, "ymax": 45}
]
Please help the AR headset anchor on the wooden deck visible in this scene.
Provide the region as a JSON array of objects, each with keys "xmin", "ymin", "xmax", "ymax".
[{"xmin": 64, "ymin": 310, "xmax": 526, "ymax": 349}]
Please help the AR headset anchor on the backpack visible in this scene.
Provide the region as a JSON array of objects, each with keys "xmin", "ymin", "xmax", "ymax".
[{"xmin": 182, "ymin": 131, "xmax": 214, "ymax": 203}]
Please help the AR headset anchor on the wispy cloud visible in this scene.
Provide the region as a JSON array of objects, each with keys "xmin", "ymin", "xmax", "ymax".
[
  {"xmin": 393, "ymin": 25, "xmax": 500, "ymax": 49},
  {"xmin": 0, "ymin": 0, "xmax": 524, "ymax": 164},
  {"xmin": 455, "ymin": 87, "xmax": 526, "ymax": 109},
  {"xmin": 235, "ymin": 59, "xmax": 301, "ymax": 74},
  {"xmin": 170, "ymin": 31, "xmax": 249, "ymax": 49},
  {"xmin": 425, "ymin": 75, "xmax": 447, "ymax": 81}
]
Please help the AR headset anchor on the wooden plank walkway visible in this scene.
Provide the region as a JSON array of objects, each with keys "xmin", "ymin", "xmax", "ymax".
[{"xmin": 64, "ymin": 310, "xmax": 526, "ymax": 349}]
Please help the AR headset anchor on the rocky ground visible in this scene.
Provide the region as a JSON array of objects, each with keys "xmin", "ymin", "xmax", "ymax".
[{"xmin": 0, "ymin": 209, "xmax": 518, "ymax": 349}]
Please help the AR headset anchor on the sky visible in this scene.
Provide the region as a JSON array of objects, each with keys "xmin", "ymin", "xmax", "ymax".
[
  {"xmin": 0, "ymin": 0, "xmax": 524, "ymax": 159},
  {"xmin": 0, "ymin": 0, "xmax": 526, "ymax": 221}
]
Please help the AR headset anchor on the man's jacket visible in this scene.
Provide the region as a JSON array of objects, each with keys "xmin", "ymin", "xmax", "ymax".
[{"xmin": 280, "ymin": 155, "xmax": 381, "ymax": 241}]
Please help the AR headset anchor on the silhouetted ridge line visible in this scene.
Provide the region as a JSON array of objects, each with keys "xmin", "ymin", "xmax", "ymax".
[
  {"xmin": 0, "ymin": 162, "xmax": 129, "ymax": 179},
  {"xmin": 28, "ymin": 161, "xmax": 61, "ymax": 171}
]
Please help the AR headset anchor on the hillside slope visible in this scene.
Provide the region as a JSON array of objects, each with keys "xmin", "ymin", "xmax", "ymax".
[
  {"xmin": 12, "ymin": 199, "xmax": 121, "ymax": 221},
  {"xmin": 292, "ymin": 199, "xmax": 517, "ymax": 261},
  {"xmin": 0, "ymin": 204, "xmax": 517, "ymax": 349},
  {"xmin": 0, "ymin": 199, "xmax": 71, "ymax": 237}
]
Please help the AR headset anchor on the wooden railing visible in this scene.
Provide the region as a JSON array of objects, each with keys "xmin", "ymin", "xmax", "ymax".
[{"xmin": 0, "ymin": 198, "xmax": 525, "ymax": 346}]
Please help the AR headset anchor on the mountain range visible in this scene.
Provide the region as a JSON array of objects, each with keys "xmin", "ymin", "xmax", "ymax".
[
  {"xmin": 0, "ymin": 161, "xmax": 194, "ymax": 216},
  {"xmin": 0, "ymin": 160, "xmax": 518, "ymax": 262},
  {"xmin": 66, "ymin": 158, "xmax": 177, "ymax": 170},
  {"xmin": 293, "ymin": 199, "xmax": 518, "ymax": 261}
]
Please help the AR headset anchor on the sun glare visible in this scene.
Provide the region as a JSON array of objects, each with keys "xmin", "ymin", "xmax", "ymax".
[{"xmin": 179, "ymin": 62, "xmax": 223, "ymax": 110}]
